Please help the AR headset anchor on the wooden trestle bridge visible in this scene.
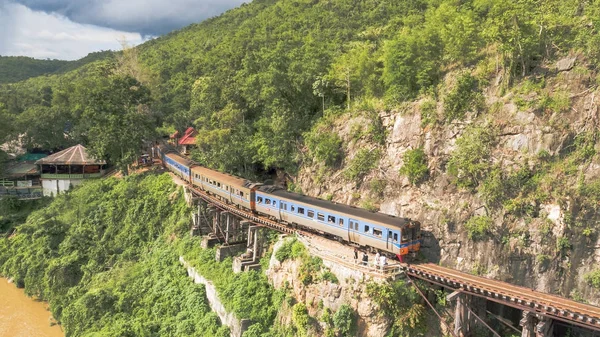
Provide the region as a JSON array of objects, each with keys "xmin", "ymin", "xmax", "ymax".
[{"xmin": 181, "ymin": 178, "xmax": 600, "ymax": 337}]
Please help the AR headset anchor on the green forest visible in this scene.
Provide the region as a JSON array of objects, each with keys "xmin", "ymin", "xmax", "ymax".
[
  {"xmin": 0, "ymin": 52, "xmax": 113, "ymax": 84},
  {"xmin": 2, "ymin": 0, "xmax": 599, "ymax": 177},
  {"xmin": 0, "ymin": 174, "xmax": 231, "ymax": 337}
]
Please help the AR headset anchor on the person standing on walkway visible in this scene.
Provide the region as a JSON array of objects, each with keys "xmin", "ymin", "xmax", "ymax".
[
  {"xmin": 362, "ymin": 252, "xmax": 368, "ymax": 266},
  {"xmin": 353, "ymin": 248, "xmax": 358, "ymax": 264},
  {"xmin": 380, "ymin": 255, "xmax": 387, "ymax": 269},
  {"xmin": 375, "ymin": 252, "xmax": 380, "ymax": 269}
]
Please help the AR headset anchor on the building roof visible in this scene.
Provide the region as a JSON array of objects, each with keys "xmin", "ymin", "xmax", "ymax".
[
  {"xmin": 35, "ymin": 144, "xmax": 106, "ymax": 165},
  {"xmin": 5, "ymin": 162, "xmax": 39, "ymax": 178},
  {"xmin": 178, "ymin": 127, "xmax": 197, "ymax": 146}
]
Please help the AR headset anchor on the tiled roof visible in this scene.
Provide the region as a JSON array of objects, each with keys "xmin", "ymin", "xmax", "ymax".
[
  {"xmin": 178, "ymin": 128, "xmax": 197, "ymax": 146},
  {"xmin": 35, "ymin": 144, "xmax": 106, "ymax": 165}
]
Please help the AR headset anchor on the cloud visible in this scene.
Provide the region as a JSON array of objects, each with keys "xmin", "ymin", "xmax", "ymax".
[
  {"xmin": 11, "ymin": 0, "xmax": 247, "ymax": 36},
  {"xmin": 0, "ymin": 2, "xmax": 146, "ymax": 60}
]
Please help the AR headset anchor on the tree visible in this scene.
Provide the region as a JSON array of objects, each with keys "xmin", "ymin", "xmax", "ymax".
[{"xmin": 79, "ymin": 72, "xmax": 154, "ymax": 174}]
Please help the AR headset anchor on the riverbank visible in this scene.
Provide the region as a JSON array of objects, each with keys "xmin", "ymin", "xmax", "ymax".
[{"xmin": 0, "ymin": 278, "xmax": 63, "ymax": 337}]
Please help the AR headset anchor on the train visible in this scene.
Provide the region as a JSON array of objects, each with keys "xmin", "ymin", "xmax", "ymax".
[{"xmin": 157, "ymin": 144, "xmax": 422, "ymax": 260}]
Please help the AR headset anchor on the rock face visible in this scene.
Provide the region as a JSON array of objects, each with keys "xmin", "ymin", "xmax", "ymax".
[
  {"xmin": 265, "ymin": 238, "xmax": 391, "ymax": 337},
  {"xmin": 296, "ymin": 58, "xmax": 600, "ymax": 306},
  {"xmin": 179, "ymin": 257, "xmax": 252, "ymax": 337}
]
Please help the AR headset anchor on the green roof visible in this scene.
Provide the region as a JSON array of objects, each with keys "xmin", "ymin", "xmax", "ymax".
[{"xmin": 17, "ymin": 153, "xmax": 48, "ymax": 162}]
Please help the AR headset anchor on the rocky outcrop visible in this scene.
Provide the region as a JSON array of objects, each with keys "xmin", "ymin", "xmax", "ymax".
[
  {"xmin": 265, "ymin": 238, "xmax": 391, "ymax": 337},
  {"xmin": 296, "ymin": 57, "xmax": 600, "ymax": 306}
]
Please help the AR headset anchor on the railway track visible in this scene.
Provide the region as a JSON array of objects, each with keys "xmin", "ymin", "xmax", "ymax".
[
  {"xmin": 406, "ymin": 263, "xmax": 600, "ymax": 331},
  {"xmin": 184, "ymin": 181, "xmax": 600, "ymax": 332}
]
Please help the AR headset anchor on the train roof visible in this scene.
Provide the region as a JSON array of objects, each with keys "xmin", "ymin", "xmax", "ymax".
[
  {"xmin": 165, "ymin": 152, "xmax": 195, "ymax": 167},
  {"xmin": 191, "ymin": 165, "xmax": 252, "ymax": 189},
  {"xmin": 258, "ymin": 186, "xmax": 413, "ymax": 229}
]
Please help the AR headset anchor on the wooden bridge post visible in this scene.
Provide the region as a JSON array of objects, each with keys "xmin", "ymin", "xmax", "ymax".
[
  {"xmin": 520, "ymin": 311, "xmax": 536, "ymax": 337},
  {"xmin": 535, "ymin": 316, "xmax": 553, "ymax": 337},
  {"xmin": 454, "ymin": 294, "xmax": 470, "ymax": 337}
]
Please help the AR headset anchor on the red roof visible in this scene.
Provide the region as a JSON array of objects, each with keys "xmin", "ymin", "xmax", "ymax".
[{"xmin": 178, "ymin": 127, "xmax": 197, "ymax": 145}]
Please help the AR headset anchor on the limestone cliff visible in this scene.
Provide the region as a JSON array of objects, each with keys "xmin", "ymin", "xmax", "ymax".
[{"xmin": 296, "ymin": 55, "xmax": 600, "ymax": 306}]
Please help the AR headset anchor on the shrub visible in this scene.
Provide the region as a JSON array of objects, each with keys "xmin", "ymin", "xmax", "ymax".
[
  {"xmin": 443, "ymin": 72, "xmax": 483, "ymax": 122},
  {"xmin": 556, "ymin": 236, "xmax": 571, "ymax": 252},
  {"xmin": 360, "ymin": 198, "xmax": 379, "ymax": 212},
  {"xmin": 447, "ymin": 126, "xmax": 495, "ymax": 189},
  {"xmin": 275, "ymin": 238, "xmax": 306, "ymax": 262},
  {"xmin": 584, "ymin": 270, "xmax": 600, "ymax": 289},
  {"xmin": 292, "ymin": 303, "xmax": 310, "ymax": 336},
  {"xmin": 478, "ymin": 166, "xmax": 505, "ymax": 207},
  {"xmin": 536, "ymin": 254, "xmax": 551, "ymax": 264},
  {"xmin": 369, "ymin": 178, "xmax": 387, "ymax": 197},
  {"xmin": 400, "ymin": 147, "xmax": 429, "ymax": 185},
  {"xmin": 464, "ymin": 215, "xmax": 493, "ymax": 241},
  {"xmin": 299, "ymin": 256, "xmax": 324, "ymax": 286},
  {"xmin": 333, "ymin": 304, "xmax": 357, "ymax": 337},
  {"xmin": 344, "ymin": 149, "xmax": 380, "ymax": 182},
  {"xmin": 420, "ymin": 98, "xmax": 437, "ymax": 127},
  {"xmin": 304, "ymin": 127, "xmax": 343, "ymax": 168},
  {"xmin": 319, "ymin": 270, "xmax": 339, "ymax": 284}
]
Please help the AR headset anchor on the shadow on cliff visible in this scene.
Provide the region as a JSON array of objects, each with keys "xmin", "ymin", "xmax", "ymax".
[{"xmin": 420, "ymin": 229, "xmax": 441, "ymax": 264}]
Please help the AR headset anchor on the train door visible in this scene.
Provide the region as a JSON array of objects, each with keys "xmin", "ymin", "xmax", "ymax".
[
  {"xmin": 279, "ymin": 201, "xmax": 289, "ymax": 222},
  {"xmin": 348, "ymin": 219, "xmax": 360, "ymax": 244},
  {"xmin": 386, "ymin": 230, "xmax": 394, "ymax": 251}
]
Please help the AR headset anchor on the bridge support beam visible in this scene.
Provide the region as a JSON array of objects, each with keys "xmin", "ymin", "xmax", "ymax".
[
  {"xmin": 520, "ymin": 311, "xmax": 536, "ymax": 337},
  {"xmin": 535, "ymin": 316, "xmax": 553, "ymax": 337},
  {"xmin": 450, "ymin": 293, "xmax": 488, "ymax": 337},
  {"xmin": 520, "ymin": 311, "xmax": 554, "ymax": 337}
]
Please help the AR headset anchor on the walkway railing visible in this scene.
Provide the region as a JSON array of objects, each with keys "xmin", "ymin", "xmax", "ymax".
[{"xmin": 41, "ymin": 173, "xmax": 104, "ymax": 179}]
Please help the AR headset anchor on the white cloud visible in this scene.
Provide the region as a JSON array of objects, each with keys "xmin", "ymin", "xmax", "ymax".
[
  {"xmin": 13, "ymin": 0, "xmax": 247, "ymax": 36},
  {"xmin": 0, "ymin": 2, "xmax": 146, "ymax": 60}
]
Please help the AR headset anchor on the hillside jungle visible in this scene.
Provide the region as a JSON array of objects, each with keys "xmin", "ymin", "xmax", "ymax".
[{"xmin": 1, "ymin": 0, "xmax": 600, "ymax": 335}]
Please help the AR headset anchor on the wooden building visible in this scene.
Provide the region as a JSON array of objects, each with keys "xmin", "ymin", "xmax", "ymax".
[{"xmin": 35, "ymin": 144, "xmax": 107, "ymax": 196}]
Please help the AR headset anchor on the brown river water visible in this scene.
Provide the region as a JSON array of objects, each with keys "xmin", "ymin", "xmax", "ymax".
[{"xmin": 0, "ymin": 278, "xmax": 64, "ymax": 337}]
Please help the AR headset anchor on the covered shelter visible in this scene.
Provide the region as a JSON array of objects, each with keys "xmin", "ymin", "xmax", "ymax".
[
  {"xmin": 35, "ymin": 144, "xmax": 107, "ymax": 196},
  {"xmin": 178, "ymin": 127, "xmax": 197, "ymax": 155}
]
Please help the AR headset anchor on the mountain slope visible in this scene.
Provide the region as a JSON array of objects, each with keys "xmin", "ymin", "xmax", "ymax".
[{"xmin": 0, "ymin": 51, "xmax": 113, "ymax": 84}]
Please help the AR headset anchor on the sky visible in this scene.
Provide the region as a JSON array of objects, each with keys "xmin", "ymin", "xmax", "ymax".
[{"xmin": 0, "ymin": 0, "xmax": 246, "ymax": 60}]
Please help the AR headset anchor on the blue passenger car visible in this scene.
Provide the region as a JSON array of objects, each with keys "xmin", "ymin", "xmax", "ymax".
[
  {"xmin": 164, "ymin": 153, "xmax": 192, "ymax": 182},
  {"xmin": 256, "ymin": 186, "xmax": 421, "ymax": 258}
]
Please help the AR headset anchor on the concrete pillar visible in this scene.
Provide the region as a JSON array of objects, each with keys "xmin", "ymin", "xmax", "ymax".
[{"xmin": 520, "ymin": 311, "xmax": 536, "ymax": 337}]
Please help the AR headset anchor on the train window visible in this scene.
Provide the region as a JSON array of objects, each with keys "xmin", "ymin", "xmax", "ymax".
[
  {"xmin": 328, "ymin": 215, "xmax": 335, "ymax": 224},
  {"xmin": 373, "ymin": 228, "xmax": 382, "ymax": 237},
  {"xmin": 265, "ymin": 198, "xmax": 271, "ymax": 205},
  {"xmin": 364, "ymin": 225, "xmax": 370, "ymax": 233},
  {"xmin": 217, "ymin": 182, "xmax": 221, "ymax": 188},
  {"xmin": 240, "ymin": 191, "xmax": 244, "ymax": 198},
  {"xmin": 298, "ymin": 207, "xmax": 305, "ymax": 215},
  {"xmin": 272, "ymin": 201, "xmax": 277, "ymax": 207},
  {"xmin": 317, "ymin": 213, "xmax": 325, "ymax": 221},
  {"xmin": 291, "ymin": 205, "xmax": 296, "ymax": 212},
  {"xmin": 307, "ymin": 210, "xmax": 315, "ymax": 218},
  {"xmin": 393, "ymin": 233, "xmax": 399, "ymax": 242},
  {"xmin": 339, "ymin": 218, "xmax": 344, "ymax": 227},
  {"xmin": 280, "ymin": 202, "xmax": 287, "ymax": 211},
  {"xmin": 257, "ymin": 197, "xmax": 263, "ymax": 203}
]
